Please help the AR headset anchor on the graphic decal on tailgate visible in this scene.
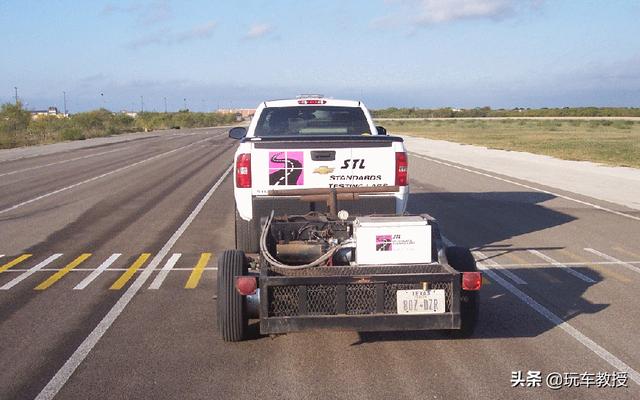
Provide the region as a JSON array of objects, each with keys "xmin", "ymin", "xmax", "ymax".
[{"xmin": 269, "ymin": 151, "xmax": 304, "ymax": 186}]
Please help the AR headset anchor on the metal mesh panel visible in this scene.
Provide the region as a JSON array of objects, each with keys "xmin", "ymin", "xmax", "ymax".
[
  {"xmin": 346, "ymin": 284, "xmax": 376, "ymax": 315},
  {"xmin": 384, "ymin": 282, "xmax": 452, "ymax": 313},
  {"xmin": 269, "ymin": 263, "xmax": 446, "ymax": 277},
  {"xmin": 307, "ymin": 285, "xmax": 337, "ymax": 315},
  {"xmin": 268, "ymin": 286, "xmax": 300, "ymax": 317}
]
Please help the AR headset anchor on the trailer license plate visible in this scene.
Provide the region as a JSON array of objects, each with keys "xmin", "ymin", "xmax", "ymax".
[{"xmin": 396, "ymin": 289, "xmax": 445, "ymax": 314}]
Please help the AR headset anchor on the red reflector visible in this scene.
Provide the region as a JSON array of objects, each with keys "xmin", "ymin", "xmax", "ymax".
[
  {"xmin": 462, "ymin": 272, "xmax": 482, "ymax": 291},
  {"xmin": 235, "ymin": 276, "xmax": 257, "ymax": 295},
  {"xmin": 395, "ymin": 152, "xmax": 408, "ymax": 186},
  {"xmin": 235, "ymin": 153, "xmax": 251, "ymax": 188}
]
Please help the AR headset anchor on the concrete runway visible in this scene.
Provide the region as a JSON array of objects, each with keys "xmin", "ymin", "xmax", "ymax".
[{"xmin": 1, "ymin": 128, "xmax": 639, "ymax": 399}]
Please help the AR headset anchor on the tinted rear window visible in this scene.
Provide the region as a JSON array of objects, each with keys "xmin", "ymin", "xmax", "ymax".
[{"xmin": 254, "ymin": 106, "xmax": 371, "ymax": 136}]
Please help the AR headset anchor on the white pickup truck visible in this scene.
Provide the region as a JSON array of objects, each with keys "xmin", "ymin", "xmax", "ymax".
[{"xmin": 228, "ymin": 96, "xmax": 409, "ymax": 252}]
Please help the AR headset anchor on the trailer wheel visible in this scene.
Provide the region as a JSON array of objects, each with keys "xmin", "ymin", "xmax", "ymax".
[
  {"xmin": 235, "ymin": 210, "xmax": 259, "ymax": 253},
  {"xmin": 217, "ymin": 250, "xmax": 248, "ymax": 342},
  {"xmin": 445, "ymin": 246, "xmax": 479, "ymax": 338}
]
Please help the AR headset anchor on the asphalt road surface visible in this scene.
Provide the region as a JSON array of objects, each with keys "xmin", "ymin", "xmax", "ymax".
[{"xmin": 1, "ymin": 128, "xmax": 639, "ymax": 399}]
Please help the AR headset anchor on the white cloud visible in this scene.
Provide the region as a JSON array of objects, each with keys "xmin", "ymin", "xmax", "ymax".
[
  {"xmin": 127, "ymin": 21, "xmax": 217, "ymax": 48},
  {"xmin": 244, "ymin": 23, "xmax": 273, "ymax": 39},
  {"xmin": 375, "ymin": 0, "xmax": 542, "ymax": 27},
  {"xmin": 102, "ymin": 0, "xmax": 171, "ymax": 25}
]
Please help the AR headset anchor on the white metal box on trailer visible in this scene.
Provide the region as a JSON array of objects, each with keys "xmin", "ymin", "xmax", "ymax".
[{"xmin": 353, "ymin": 216, "xmax": 432, "ymax": 265}]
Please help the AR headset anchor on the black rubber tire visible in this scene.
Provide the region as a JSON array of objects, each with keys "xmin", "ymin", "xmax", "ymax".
[
  {"xmin": 445, "ymin": 246, "xmax": 479, "ymax": 338},
  {"xmin": 235, "ymin": 210, "xmax": 259, "ymax": 253},
  {"xmin": 217, "ymin": 250, "xmax": 248, "ymax": 342}
]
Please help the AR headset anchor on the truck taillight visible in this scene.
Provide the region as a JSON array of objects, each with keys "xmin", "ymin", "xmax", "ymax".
[
  {"xmin": 235, "ymin": 153, "xmax": 251, "ymax": 188},
  {"xmin": 395, "ymin": 152, "xmax": 408, "ymax": 186}
]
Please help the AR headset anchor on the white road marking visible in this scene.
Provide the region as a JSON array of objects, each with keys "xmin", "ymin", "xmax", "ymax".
[
  {"xmin": 444, "ymin": 236, "xmax": 640, "ymax": 386},
  {"xmin": 35, "ymin": 164, "xmax": 232, "ymax": 400},
  {"xmin": 73, "ymin": 254, "xmax": 121, "ymax": 290},
  {"xmin": 0, "ymin": 137, "xmax": 212, "ymax": 216},
  {"xmin": 584, "ymin": 248, "xmax": 640, "ymax": 275},
  {"xmin": 472, "ymin": 250, "xmax": 528, "ymax": 285},
  {"xmin": 148, "ymin": 253, "xmax": 182, "ymax": 290},
  {"xmin": 0, "ymin": 267, "xmax": 219, "ymax": 273},
  {"xmin": 410, "ymin": 153, "xmax": 640, "ymax": 222},
  {"xmin": 0, "ymin": 148, "xmax": 123, "ymax": 178},
  {"xmin": 528, "ymin": 250, "xmax": 596, "ymax": 283},
  {"xmin": 0, "ymin": 254, "xmax": 63, "ymax": 290}
]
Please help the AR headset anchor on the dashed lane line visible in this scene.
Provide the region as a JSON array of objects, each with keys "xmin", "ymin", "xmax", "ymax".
[
  {"xmin": 35, "ymin": 164, "xmax": 232, "ymax": 400},
  {"xmin": 0, "ymin": 148, "xmax": 123, "ymax": 178},
  {"xmin": 0, "ymin": 136, "xmax": 212, "ymax": 216},
  {"xmin": 559, "ymin": 249, "xmax": 631, "ymax": 284},
  {"xmin": 74, "ymin": 254, "xmax": 121, "ymax": 290},
  {"xmin": 410, "ymin": 153, "xmax": 640, "ymax": 223},
  {"xmin": 444, "ymin": 237, "xmax": 640, "ymax": 386},
  {"xmin": 185, "ymin": 252, "xmax": 212, "ymax": 289},
  {"xmin": 1, "ymin": 254, "xmax": 63, "ymax": 290},
  {"xmin": 472, "ymin": 250, "xmax": 527, "ymax": 285},
  {"xmin": 148, "ymin": 253, "xmax": 182, "ymax": 290},
  {"xmin": 584, "ymin": 248, "xmax": 640, "ymax": 275},
  {"xmin": 528, "ymin": 250, "xmax": 596, "ymax": 283},
  {"xmin": 34, "ymin": 254, "xmax": 91, "ymax": 290},
  {"xmin": 109, "ymin": 253, "xmax": 151, "ymax": 290},
  {"xmin": 0, "ymin": 254, "xmax": 33, "ymax": 273}
]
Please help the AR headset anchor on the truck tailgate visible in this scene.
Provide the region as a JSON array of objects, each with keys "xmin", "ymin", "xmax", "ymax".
[{"xmin": 249, "ymin": 137, "xmax": 398, "ymax": 195}]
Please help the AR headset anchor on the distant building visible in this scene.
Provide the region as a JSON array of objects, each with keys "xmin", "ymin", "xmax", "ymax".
[
  {"xmin": 121, "ymin": 110, "xmax": 138, "ymax": 118},
  {"xmin": 31, "ymin": 107, "xmax": 67, "ymax": 120},
  {"xmin": 217, "ymin": 108, "xmax": 256, "ymax": 119}
]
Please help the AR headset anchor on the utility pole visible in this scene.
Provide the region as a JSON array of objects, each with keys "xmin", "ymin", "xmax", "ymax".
[
  {"xmin": 163, "ymin": 97, "xmax": 167, "ymax": 113},
  {"xmin": 14, "ymin": 86, "xmax": 18, "ymax": 105},
  {"xmin": 101, "ymin": 92, "xmax": 104, "ymax": 108},
  {"xmin": 140, "ymin": 96, "xmax": 144, "ymax": 113},
  {"xmin": 63, "ymin": 91, "xmax": 67, "ymax": 115},
  {"xmin": 183, "ymin": 98, "xmax": 187, "ymax": 111}
]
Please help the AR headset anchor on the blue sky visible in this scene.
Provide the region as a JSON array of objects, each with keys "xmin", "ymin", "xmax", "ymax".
[{"xmin": 1, "ymin": 0, "xmax": 639, "ymax": 112}]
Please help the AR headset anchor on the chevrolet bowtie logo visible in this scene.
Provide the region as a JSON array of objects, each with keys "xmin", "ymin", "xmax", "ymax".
[{"xmin": 313, "ymin": 166, "xmax": 334, "ymax": 174}]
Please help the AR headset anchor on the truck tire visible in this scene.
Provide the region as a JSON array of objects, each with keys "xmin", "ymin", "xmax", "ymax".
[
  {"xmin": 235, "ymin": 211, "xmax": 259, "ymax": 253},
  {"xmin": 217, "ymin": 250, "xmax": 248, "ymax": 342},
  {"xmin": 445, "ymin": 246, "xmax": 479, "ymax": 338}
]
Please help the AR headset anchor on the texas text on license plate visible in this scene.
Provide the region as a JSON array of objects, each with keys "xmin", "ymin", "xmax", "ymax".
[{"xmin": 396, "ymin": 289, "xmax": 446, "ymax": 314}]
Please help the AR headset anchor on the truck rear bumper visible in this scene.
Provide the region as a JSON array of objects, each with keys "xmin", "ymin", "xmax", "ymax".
[{"xmin": 253, "ymin": 195, "xmax": 397, "ymax": 219}]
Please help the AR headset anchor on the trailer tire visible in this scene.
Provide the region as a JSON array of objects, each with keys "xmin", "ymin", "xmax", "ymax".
[
  {"xmin": 445, "ymin": 246, "xmax": 479, "ymax": 338},
  {"xmin": 217, "ymin": 250, "xmax": 248, "ymax": 342},
  {"xmin": 235, "ymin": 210, "xmax": 259, "ymax": 253}
]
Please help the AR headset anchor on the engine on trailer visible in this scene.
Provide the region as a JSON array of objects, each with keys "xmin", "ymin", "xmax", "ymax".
[
  {"xmin": 267, "ymin": 212, "xmax": 354, "ymax": 266},
  {"xmin": 262, "ymin": 211, "xmax": 434, "ymax": 269}
]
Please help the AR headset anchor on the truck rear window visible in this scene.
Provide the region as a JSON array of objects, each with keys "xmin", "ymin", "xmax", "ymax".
[{"xmin": 254, "ymin": 106, "xmax": 371, "ymax": 136}]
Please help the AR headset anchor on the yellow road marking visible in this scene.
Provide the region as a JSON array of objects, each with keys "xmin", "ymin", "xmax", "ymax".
[
  {"xmin": 0, "ymin": 254, "xmax": 32, "ymax": 273},
  {"xmin": 505, "ymin": 251, "xmax": 561, "ymax": 283},
  {"xmin": 110, "ymin": 253, "xmax": 151, "ymax": 290},
  {"xmin": 613, "ymin": 246, "xmax": 640, "ymax": 260},
  {"xmin": 185, "ymin": 253, "xmax": 212, "ymax": 289},
  {"xmin": 35, "ymin": 254, "xmax": 91, "ymax": 290},
  {"xmin": 560, "ymin": 249, "xmax": 631, "ymax": 284}
]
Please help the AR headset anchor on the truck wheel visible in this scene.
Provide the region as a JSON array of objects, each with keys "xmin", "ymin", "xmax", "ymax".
[
  {"xmin": 217, "ymin": 250, "xmax": 248, "ymax": 342},
  {"xmin": 445, "ymin": 246, "xmax": 479, "ymax": 338},
  {"xmin": 235, "ymin": 211, "xmax": 259, "ymax": 253}
]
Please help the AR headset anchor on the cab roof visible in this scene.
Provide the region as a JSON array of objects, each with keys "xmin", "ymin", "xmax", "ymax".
[{"xmin": 263, "ymin": 98, "xmax": 361, "ymax": 108}]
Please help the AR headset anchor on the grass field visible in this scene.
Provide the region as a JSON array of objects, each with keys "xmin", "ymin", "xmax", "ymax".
[{"xmin": 380, "ymin": 119, "xmax": 640, "ymax": 169}]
